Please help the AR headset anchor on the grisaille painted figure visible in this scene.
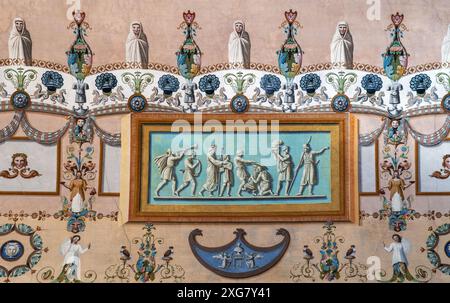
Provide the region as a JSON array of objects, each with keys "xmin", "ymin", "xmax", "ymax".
[
  {"xmin": 235, "ymin": 150, "xmax": 257, "ymax": 196},
  {"xmin": 219, "ymin": 155, "xmax": 233, "ymax": 197},
  {"xmin": 330, "ymin": 21, "xmax": 354, "ymax": 69},
  {"xmin": 295, "ymin": 137, "xmax": 329, "ymax": 196},
  {"xmin": 154, "ymin": 149, "xmax": 185, "ymax": 196},
  {"xmin": 175, "ymin": 152, "xmax": 201, "ymax": 196},
  {"xmin": 199, "ymin": 145, "xmax": 224, "ymax": 196},
  {"xmin": 125, "ymin": 21, "xmax": 149, "ymax": 68},
  {"xmin": 228, "ymin": 20, "xmax": 251, "ymax": 68},
  {"xmin": 273, "ymin": 143, "xmax": 294, "ymax": 196},
  {"xmin": 442, "ymin": 24, "xmax": 450, "ymax": 64},
  {"xmin": 250, "ymin": 164, "xmax": 274, "ymax": 196},
  {"xmin": 8, "ymin": 17, "xmax": 32, "ymax": 65}
]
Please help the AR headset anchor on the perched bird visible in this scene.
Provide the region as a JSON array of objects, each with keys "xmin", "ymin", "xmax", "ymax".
[
  {"xmin": 120, "ymin": 246, "xmax": 131, "ymax": 261},
  {"xmin": 303, "ymin": 245, "xmax": 314, "ymax": 259},
  {"xmin": 162, "ymin": 246, "xmax": 174, "ymax": 261},
  {"xmin": 345, "ymin": 245, "xmax": 356, "ymax": 259}
]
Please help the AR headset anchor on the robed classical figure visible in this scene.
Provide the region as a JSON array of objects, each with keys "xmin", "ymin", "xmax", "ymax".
[
  {"xmin": 442, "ymin": 24, "xmax": 450, "ymax": 64},
  {"xmin": 125, "ymin": 21, "xmax": 149, "ymax": 68},
  {"xmin": 330, "ymin": 21, "xmax": 353, "ymax": 69},
  {"xmin": 8, "ymin": 17, "xmax": 32, "ymax": 65},
  {"xmin": 228, "ymin": 20, "xmax": 251, "ymax": 68}
]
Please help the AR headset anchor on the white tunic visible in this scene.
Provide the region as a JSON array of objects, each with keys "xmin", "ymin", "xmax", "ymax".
[
  {"xmin": 228, "ymin": 20, "xmax": 251, "ymax": 68},
  {"xmin": 384, "ymin": 242, "xmax": 408, "ymax": 265},
  {"xmin": 61, "ymin": 241, "xmax": 89, "ymax": 280},
  {"xmin": 8, "ymin": 17, "xmax": 32, "ymax": 65}
]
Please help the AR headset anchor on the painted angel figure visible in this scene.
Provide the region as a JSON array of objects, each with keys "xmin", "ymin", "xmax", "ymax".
[
  {"xmin": 383, "ymin": 234, "xmax": 415, "ymax": 282},
  {"xmin": 296, "ymin": 137, "xmax": 329, "ymax": 196},
  {"xmin": 154, "ymin": 149, "xmax": 185, "ymax": 196},
  {"xmin": 442, "ymin": 24, "xmax": 450, "ymax": 64},
  {"xmin": 228, "ymin": 20, "xmax": 251, "ymax": 68},
  {"xmin": 58, "ymin": 235, "xmax": 91, "ymax": 283},
  {"xmin": 125, "ymin": 21, "xmax": 149, "ymax": 68},
  {"xmin": 8, "ymin": 17, "xmax": 32, "ymax": 65},
  {"xmin": 330, "ymin": 21, "xmax": 354, "ymax": 69}
]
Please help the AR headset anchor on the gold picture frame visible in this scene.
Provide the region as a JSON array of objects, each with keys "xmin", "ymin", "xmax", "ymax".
[{"xmin": 120, "ymin": 113, "xmax": 359, "ymax": 223}]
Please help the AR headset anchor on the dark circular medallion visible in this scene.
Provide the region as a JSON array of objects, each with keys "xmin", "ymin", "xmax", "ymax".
[
  {"xmin": 1, "ymin": 240, "xmax": 24, "ymax": 262},
  {"xmin": 445, "ymin": 241, "xmax": 450, "ymax": 258},
  {"xmin": 10, "ymin": 90, "xmax": 31, "ymax": 109},
  {"xmin": 331, "ymin": 94, "xmax": 350, "ymax": 112},
  {"xmin": 230, "ymin": 94, "xmax": 249, "ymax": 113},
  {"xmin": 442, "ymin": 93, "xmax": 450, "ymax": 113},
  {"xmin": 128, "ymin": 94, "xmax": 147, "ymax": 112}
]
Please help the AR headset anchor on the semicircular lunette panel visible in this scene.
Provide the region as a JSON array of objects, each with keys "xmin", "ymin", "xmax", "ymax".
[{"xmin": 189, "ymin": 228, "xmax": 290, "ymax": 278}]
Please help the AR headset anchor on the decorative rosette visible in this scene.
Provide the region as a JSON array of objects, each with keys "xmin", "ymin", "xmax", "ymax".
[
  {"xmin": 95, "ymin": 73, "xmax": 118, "ymax": 94},
  {"xmin": 199, "ymin": 74, "xmax": 220, "ymax": 96},
  {"xmin": 260, "ymin": 74, "xmax": 281, "ymax": 96},
  {"xmin": 409, "ymin": 74, "xmax": 431, "ymax": 95},
  {"xmin": 41, "ymin": 71, "xmax": 64, "ymax": 92},
  {"xmin": 158, "ymin": 74, "xmax": 181, "ymax": 96},
  {"xmin": 300, "ymin": 73, "xmax": 321, "ymax": 95},
  {"xmin": 361, "ymin": 74, "xmax": 383, "ymax": 95}
]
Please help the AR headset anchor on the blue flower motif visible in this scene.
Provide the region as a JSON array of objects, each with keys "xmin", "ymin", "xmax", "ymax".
[
  {"xmin": 158, "ymin": 74, "xmax": 180, "ymax": 96},
  {"xmin": 300, "ymin": 73, "xmax": 321, "ymax": 94},
  {"xmin": 95, "ymin": 73, "xmax": 118, "ymax": 94},
  {"xmin": 361, "ymin": 74, "xmax": 383, "ymax": 95},
  {"xmin": 409, "ymin": 74, "xmax": 431, "ymax": 95},
  {"xmin": 199, "ymin": 74, "xmax": 220, "ymax": 96},
  {"xmin": 332, "ymin": 94, "xmax": 350, "ymax": 112},
  {"xmin": 260, "ymin": 74, "xmax": 281, "ymax": 95},
  {"xmin": 231, "ymin": 95, "xmax": 249, "ymax": 113},
  {"xmin": 41, "ymin": 71, "xmax": 64, "ymax": 92}
]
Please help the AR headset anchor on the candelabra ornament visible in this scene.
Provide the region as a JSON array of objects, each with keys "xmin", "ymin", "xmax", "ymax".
[
  {"xmin": 67, "ymin": 10, "xmax": 93, "ymax": 117},
  {"xmin": 104, "ymin": 223, "xmax": 185, "ymax": 283},
  {"xmin": 277, "ymin": 9, "xmax": 303, "ymax": 112},
  {"xmin": 436, "ymin": 72, "xmax": 450, "ymax": 113},
  {"xmin": 383, "ymin": 12, "xmax": 409, "ymax": 117},
  {"xmin": 224, "ymin": 71, "xmax": 256, "ymax": 113},
  {"xmin": 121, "ymin": 71, "xmax": 154, "ymax": 112},
  {"xmin": 289, "ymin": 222, "xmax": 368, "ymax": 282},
  {"xmin": 325, "ymin": 71, "xmax": 357, "ymax": 112},
  {"xmin": 5, "ymin": 67, "xmax": 37, "ymax": 110},
  {"xmin": 176, "ymin": 10, "xmax": 202, "ymax": 113}
]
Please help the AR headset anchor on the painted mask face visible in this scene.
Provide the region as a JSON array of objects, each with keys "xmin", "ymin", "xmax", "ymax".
[
  {"xmin": 444, "ymin": 156, "xmax": 450, "ymax": 169},
  {"xmin": 6, "ymin": 243, "xmax": 19, "ymax": 256},
  {"xmin": 234, "ymin": 22, "xmax": 244, "ymax": 34},
  {"xmin": 15, "ymin": 20, "xmax": 24, "ymax": 33},
  {"xmin": 391, "ymin": 120, "xmax": 399, "ymax": 129},
  {"xmin": 338, "ymin": 24, "xmax": 348, "ymax": 37},
  {"xmin": 132, "ymin": 24, "xmax": 141, "ymax": 36},
  {"xmin": 13, "ymin": 156, "xmax": 26, "ymax": 169},
  {"xmin": 76, "ymin": 119, "xmax": 85, "ymax": 127}
]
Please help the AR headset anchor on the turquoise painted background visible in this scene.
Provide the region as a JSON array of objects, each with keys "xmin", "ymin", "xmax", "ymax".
[{"xmin": 148, "ymin": 131, "xmax": 331, "ymax": 205}]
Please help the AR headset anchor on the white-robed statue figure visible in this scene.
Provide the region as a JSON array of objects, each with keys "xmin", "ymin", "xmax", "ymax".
[
  {"xmin": 59, "ymin": 235, "xmax": 91, "ymax": 282},
  {"xmin": 383, "ymin": 234, "xmax": 415, "ymax": 282},
  {"xmin": 442, "ymin": 24, "xmax": 450, "ymax": 64},
  {"xmin": 8, "ymin": 17, "xmax": 32, "ymax": 65},
  {"xmin": 228, "ymin": 20, "xmax": 251, "ymax": 68},
  {"xmin": 125, "ymin": 21, "xmax": 149, "ymax": 68},
  {"xmin": 330, "ymin": 21, "xmax": 353, "ymax": 69}
]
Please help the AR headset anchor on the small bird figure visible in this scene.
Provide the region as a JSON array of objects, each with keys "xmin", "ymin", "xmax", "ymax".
[
  {"xmin": 162, "ymin": 246, "xmax": 174, "ymax": 261},
  {"xmin": 120, "ymin": 246, "xmax": 131, "ymax": 261},
  {"xmin": 345, "ymin": 245, "xmax": 356, "ymax": 259},
  {"xmin": 303, "ymin": 245, "xmax": 314, "ymax": 260}
]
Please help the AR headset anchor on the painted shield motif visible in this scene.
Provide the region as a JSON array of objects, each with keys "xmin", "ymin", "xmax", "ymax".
[{"xmin": 189, "ymin": 228, "xmax": 290, "ymax": 278}]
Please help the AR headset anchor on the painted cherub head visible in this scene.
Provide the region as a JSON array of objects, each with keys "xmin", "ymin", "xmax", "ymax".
[{"xmin": 11, "ymin": 153, "xmax": 28, "ymax": 170}]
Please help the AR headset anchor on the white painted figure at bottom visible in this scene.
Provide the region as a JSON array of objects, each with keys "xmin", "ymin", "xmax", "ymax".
[{"xmin": 60, "ymin": 235, "xmax": 91, "ymax": 282}]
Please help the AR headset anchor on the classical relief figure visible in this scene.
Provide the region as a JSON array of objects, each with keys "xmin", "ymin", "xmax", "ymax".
[
  {"xmin": 228, "ymin": 20, "xmax": 251, "ymax": 68},
  {"xmin": 8, "ymin": 17, "xmax": 32, "ymax": 65},
  {"xmin": 330, "ymin": 21, "xmax": 353, "ymax": 69},
  {"xmin": 442, "ymin": 24, "xmax": 450, "ymax": 64},
  {"xmin": 125, "ymin": 21, "xmax": 149, "ymax": 68},
  {"xmin": 0, "ymin": 153, "xmax": 40, "ymax": 179},
  {"xmin": 199, "ymin": 145, "xmax": 223, "ymax": 196},
  {"xmin": 175, "ymin": 152, "xmax": 201, "ymax": 196},
  {"xmin": 154, "ymin": 149, "xmax": 185, "ymax": 196},
  {"xmin": 273, "ymin": 144, "xmax": 294, "ymax": 196},
  {"xmin": 235, "ymin": 150, "xmax": 257, "ymax": 196}
]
